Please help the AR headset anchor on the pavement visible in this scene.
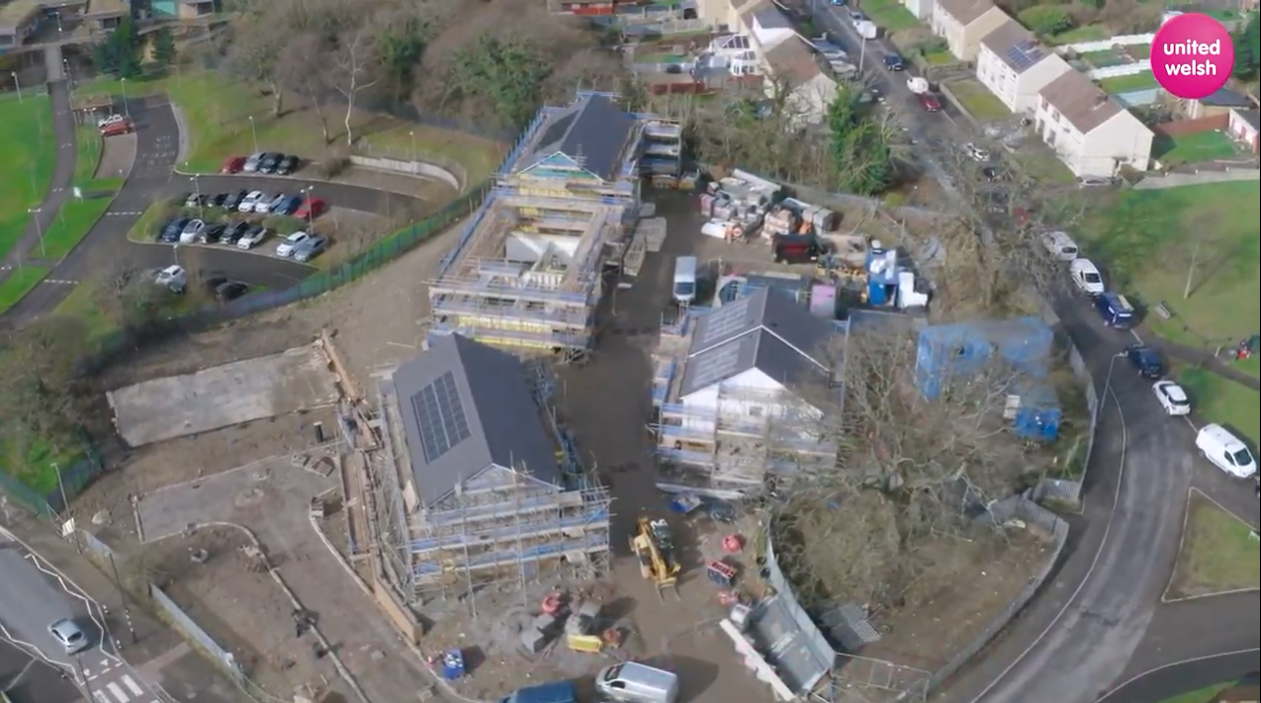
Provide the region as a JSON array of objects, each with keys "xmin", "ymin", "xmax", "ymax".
[{"xmin": 0, "ymin": 638, "xmax": 80, "ymax": 703}]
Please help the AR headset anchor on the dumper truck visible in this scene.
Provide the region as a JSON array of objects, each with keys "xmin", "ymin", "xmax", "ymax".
[{"xmin": 496, "ymin": 680, "xmax": 577, "ymax": 703}]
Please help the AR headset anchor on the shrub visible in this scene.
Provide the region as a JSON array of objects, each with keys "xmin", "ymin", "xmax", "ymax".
[
  {"xmin": 1019, "ymin": 6, "xmax": 1073, "ymax": 36},
  {"xmin": 315, "ymin": 146, "xmax": 351, "ymax": 178}
]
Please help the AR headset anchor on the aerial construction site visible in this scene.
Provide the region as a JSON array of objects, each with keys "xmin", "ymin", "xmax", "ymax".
[{"xmin": 427, "ymin": 91, "xmax": 682, "ymax": 360}]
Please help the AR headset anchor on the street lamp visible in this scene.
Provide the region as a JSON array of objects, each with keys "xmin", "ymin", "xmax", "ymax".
[
  {"xmin": 28, "ymin": 208, "xmax": 46, "ymax": 258},
  {"xmin": 300, "ymin": 186, "xmax": 314, "ymax": 229},
  {"xmin": 120, "ymin": 77, "xmax": 129, "ymax": 117},
  {"xmin": 173, "ymin": 243, "xmax": 180, "ymax": 266},
  {"xmin": 409, "ymin": 131, "xmax": 415, "ymax": 163},
  {"xmin": 10, "ymin": 71, "xmax": 20, "ymax": 102},
  {"xmin": 247, "ymin": 115, "xmax": 258, "ymax": 153},
  {"xmin": 192, "ymin": 174, "xmax": 204, "ymax": 220}
]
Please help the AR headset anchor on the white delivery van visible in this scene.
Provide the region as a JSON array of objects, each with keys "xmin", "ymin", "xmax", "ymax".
[
  {"xmin": 1195, "ymin": 424, "xmax": 1258, "ymax": 478},
  {"xmin": 672, "ymin": 256, "xmax": 698, "ymax": 305},
  {"xmin": 594, "ymin": 662, "xmax": 679, "ymax": 703}
]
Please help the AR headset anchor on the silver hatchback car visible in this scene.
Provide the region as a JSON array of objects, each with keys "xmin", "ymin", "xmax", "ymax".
[{"xmin": 48, "ymin": 618, "xmax": 90, "ymax": 655}]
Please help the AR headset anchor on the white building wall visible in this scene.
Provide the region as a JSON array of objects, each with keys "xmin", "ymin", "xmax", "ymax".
[
  {"xmin": 903, "ymin": 0, "xmax": 933, "ymax": 20},
  {"xmin": 1078, "ymin": 112, "xmax": 1153, "ymax": 176},
  {"xmin": 976, "ymin": 45, "xmax": 1018, "ymax": 110},
  {"xmin": 1013, "ymin": 55, "xmax": 1073, "ymax": 114}
]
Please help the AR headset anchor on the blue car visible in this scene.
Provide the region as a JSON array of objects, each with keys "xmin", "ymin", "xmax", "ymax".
[
  {"xmin": 1094, "ymin": 291, "xmax": 1135, "ymax": 329},
  {"xmin": 884, "ymin": 54, "xmax": 905, "ymax": 70},
  {"xmin": 1125, "ymin": 344, "xmax": 1164, "ymax": 379},
  {"xmin": 275, "ymin": 195, "xmax": 303, "ymax": 216}
]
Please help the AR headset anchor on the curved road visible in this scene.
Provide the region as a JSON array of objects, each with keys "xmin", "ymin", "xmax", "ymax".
[{"xmin": 1098, "ymin": 655, "xmax": 1258, "ymax": 703}]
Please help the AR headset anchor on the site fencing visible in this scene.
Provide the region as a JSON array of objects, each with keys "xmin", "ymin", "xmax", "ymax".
[{"xmin": 0, "ymin": 427, "xmax": 104, "ymax": 520}]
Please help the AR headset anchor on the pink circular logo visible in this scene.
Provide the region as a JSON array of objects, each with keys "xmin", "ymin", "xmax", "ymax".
[{"xmin": 1151, "ymin": 13, "xmax": 1234, "ymax": 99}]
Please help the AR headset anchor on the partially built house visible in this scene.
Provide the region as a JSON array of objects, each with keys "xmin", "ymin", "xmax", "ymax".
[
  {"xmin": 372, "ymin": 333, "xmax": 611, "ymax": 610},
  {"xmin": 650, "ymin": 288, "xmax": 844, "ymax": 497},
  {"xmin": 427, "ymin": 92, "xmax": 681, "ymax": 360}
]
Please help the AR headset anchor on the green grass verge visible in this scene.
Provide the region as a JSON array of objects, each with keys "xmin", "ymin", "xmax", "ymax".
[
  {"xmin": 861, "ymin": 0, "xmax": 920, "ymax": 31},
  {"xmin": 945, "ymin": 80, "xmax": 1011, "ymax": 121},
  {"xmin": 924, "ymin": 48, "xmax": 954, "ymax": 65},
  {"xmin": 73, "ymin": 69, "xmax": 506, "ymax": 186},
  {"xmin": 1, "ymin": 435, "xmax": 84, "ymax": 497},
  {"xmin": 1153, "ymin": 130, "xmax": 1243, "ymax": 166},
  {"xmin": 1168, "ymin": 491, "xmax": 1259, "ymax": 599},
  {"xmin": 39, "ymin": 196, "xmax": 116, "ymax": 260},
  {"xmin": 0, "ymin": 265, "xmax": 50, "ymax": 314},
  {"xmin": 52, "ymin": 281, "xmax": 118, "ymax": 341},
  {"xmin": 1084, "ymin": 182, "xmax": 1259, "ymax": 351},
  {"xmin": 1049, "ymin": 25, "xmax": 1110, "ymax": 45},
  {"xmin": 0, "ymin": 94, "xmax": 57, "ymax": 262},
  {"xmin": 1156, "ymin": 683, "xmax": 1230, "ymax": 703},
  {"xmin": 1098, "ymin": 71, "xmax": 1159, "ymax": 94},
  {"xmin": 1178, "ymin": 366, "xmax": 1260, "ymax": 446}
]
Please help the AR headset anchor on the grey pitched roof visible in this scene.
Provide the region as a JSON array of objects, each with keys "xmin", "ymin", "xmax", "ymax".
[
  {"xmin": 752, "ymin": 6, "xmax": 791, "ymax": 29},
  {"xmin": 679, "ymin": 287, "xmax": 833, "ymax": 397},
  {"xmin": 391, "ymin": 334, "xmax": 559, "ymax": 507},
  {"xmin": 521, "ymin": 93, "xmax": 639, "ymax": 182},
  {"xmin": 1039, "ymin": 69, "xmax": 1122, "ymax": 135},
  {"xmin": 1199, "ymin": 87, "xmax": 1251, "ymax": 108},
  {"xmin": 1237, "ymin": 108, "xmax": 1261, "ymax": 131},
  {"xmin": 982, "ymin": 18, "xmax": 1048, "ymax": 74},
  {"xmin": 937, "ymin": 0, "xmax": 997, "ymax": 25}
]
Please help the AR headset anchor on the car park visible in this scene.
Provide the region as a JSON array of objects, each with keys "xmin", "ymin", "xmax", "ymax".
[
  {"xmin": 917, "ymin": 93, "xmax": 942, "ymax": 112},
  {"xmin": 179, "ymin": 219, "xmax": 206, "ymax": 244},
  {"xmin": 199, "ymin": 223, "xmax": 226, "ymax": 244},
  {"xmin": 1094, "ymin": 292, "xmax": 1135, "ymax": 329},
  {"xmin": 237, "ymin": 224, "xmax": 269, "ymax": 250},
  {"xmin": 215, "ymin": 280, "xmax": 251, "ymax": 302},
  {"xmin": 1069, "ymin": 258, "xmax": 1104, "ymax": 295},
  {"xmin": 883, "ymin": 53, "xmax": 904, "ymax": 70},
  {"xmin": 222, "ymin": 189, "xmax": 249, "ymax": 210},
  {"xmin": 1152, "ymin": 380, "xmax": 1191, "ymax": 416},
  {"xmin": 184, "ymin": 192, "xmax": 208, "ymax": 208},
  {"xmin": 276, "ymin": 231, "xmax": 312, "ymax": 257},
  {"xmin": 221, "ymin": 156, "xmax": 247, "ymax": 174},
  {"xmin": 1040, "ymin": 231, "xmax": 1079, "ymax": 260},
  {"xmin": 159, "ymin": 217, "xmax": 190, "ymax": 243},
  {"xmin": 154, "ymin": 265, "xmax": 187, "ymax": 294},
  {"xmin": 292, "ymin": 234, "xmax": 328, "ymax": 262},
  {"xmin": 274, "ymin": 194, "xmax": 303, "ymax": 216},
  {"xmin": 276, "ymin": 155, "xmax": 301, "ymax": 175},
  {"xmin": 295, "ymin": 197, "xmax": 326, "ymax": 220},
  {"xmin": 1195, "ymin": 424, "xmax": 1257, "ymax": 478},
  {"xmin": 48, "ymin": 619, "xmax": 90, "ymax": 655},
  {"xmin": 239, "ymin": 190, "xmax": 266, "ymax": 212},
  {"xmin": 221, "ymin": 220, "xmax": 250, "ymax": 245},
  {"xmin": 1124, "ymin": 344, "xmax": 1164, "ymax": 379},
  {"xmin": 258, "ymin": 152, "xmax": 284, "ymax": 174},
  {"xmin": 257, "ymin": 193, "xmax": 288, "ymax": 215},
  {"xmin": 243, "ymin": 152, "xmax": 265, "ymax": 173}
]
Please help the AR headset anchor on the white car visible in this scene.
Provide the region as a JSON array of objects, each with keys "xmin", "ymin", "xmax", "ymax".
[
  {"xmin": 1195, "ymin": 424, "xmax": 1257, "ymax": 478},
  {"xmin": 237, "ymin": 225, "xmax": 268, "ymax": 250},
  {"xmin": 963, "ymin": 143, "xmax": 990, "ymax": 162},
  {"xmin": 255, "ymin": 193, "xmax": 286, "ymax": 215},
  {"xmin": 1069, "ymin": 258, "xmax": 1104, "ymax": 295},
  {"xmin": 238, "ymin": 190, "xmax": 265, "ymax": 212},
  {"xmin": 96, "ymin": 113, "xmax": 125, "ymax": 128},
  {"xmin": 178, "ymin": 218, "xmax": 205, "ymax": 244},
  {"xmin": 48, "ymin": 619, "xmax": 90, "ymax": 655},
  {"xmin": 1040, "ymin": 231, "xmax": 1079, "ymax": 261},
  {"xmin": 1152, "ymin": 380, "xmax": 1191, "ymax": 416},
  {"xmin": 154, "ymin": 265, "xmax": 187, "ymax": 293},
  {"xmin": 275, "ymin": 231, "xmax": 311, "ymax": 258}
]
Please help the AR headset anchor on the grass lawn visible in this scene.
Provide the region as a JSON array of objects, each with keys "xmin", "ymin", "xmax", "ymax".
[
  {"xmin": 860, "ymin": 0, "xmax": 920, "ymax": 31},
  {"xmin": 1156, "ymin": 683, "xmax": 1231, "ymax": 703},
  {"xmin": 0, "ymin": 434, "xmax": 85, "ymax": 497},
  {"xmin": 1167, "ymin": 490, "xmax": 1259, "ymax": 599},
  {"xmin": 38, "ymin": 196, "xmax": 116, "ymax": 260},
  {"xmin": 1085, "ymin": 182, "xmax": 1259, "ymax": 350},
  {"xmin": 1098, "ymin": 71, "xmax": 1159, "ymax": 94},
  {"xmin": 1078, "ymin": 50, "xmax": 1127, "ymax": 68},
  {"xmin": 945, "ymin": 79, "xmax": 1011, "ymax": 121},
  {"xmin": 0, "ymin": 265, "xmax": 50, "ymax": 314},
  {"xmin": 51, "ymin": 282, "xmax": 118, "ymax": 341},
  {"xmin": 1152, "ymin": 130, "xmax": 1242, "ymax": 166},
  {"xmin": 1124, "ymin": 44, "xmax": 1151, "ymax": 60},
  {"xmin": 73, "ymin": 70, "xmax": 506, "ymax": 187},
  {"xmin": 924, "ymin": 48, "xmax": 954, "ymax": 65},
  {"xmin": 0, "ymin": 94, "xmax": 57, "ymax": 262},
  {"xmin": 1049, "ymin": 25, "xmax": 1110, "ymax": 45},
  {"xmin": 1014, "ymin": 150, "xmax": 1075, "ymax": 184},
  {"xmin": 1178, "ymin": 366, "xmax": 1260, "ymax": 445}
]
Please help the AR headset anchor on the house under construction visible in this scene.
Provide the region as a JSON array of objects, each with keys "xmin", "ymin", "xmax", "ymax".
[
  {"xmin": 427, "ymin": 92, "xmax": 682, "ymax": 360},
  {"xmin": 372, "ymin": 333, "xmax": 611, "ymax": 609},
  {"xmin": 650, "ymin": 287, "xmax": 845, "ymax": 498}
]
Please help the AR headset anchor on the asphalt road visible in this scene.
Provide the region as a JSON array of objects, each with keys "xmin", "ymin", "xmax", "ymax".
[
  {"xmin": 0, "ymin": 638, "xmax": 80, "ymax": 703},
  {"xmin": 1099, "ymin": 659, "xmax": 1259, "ymax": 703}
]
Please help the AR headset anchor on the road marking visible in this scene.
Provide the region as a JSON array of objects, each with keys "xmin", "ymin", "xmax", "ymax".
[
  {"xmin": 106, "ymin": 681, "xmax": 128, "ymax": 702},
  {"xmin": 21, "ymin": 551, "xmax": 116, "ymax": 662},
  {"xmin": 93, "ymin": 691, "xmax": 110, "ymax": 703},
  {"xmin": 47, "ymin": 279, "xmax": 78, "ymax": 285},
  {"xmin": 121, "ymin": 674, "xmax": 143, "ymax": 695}
]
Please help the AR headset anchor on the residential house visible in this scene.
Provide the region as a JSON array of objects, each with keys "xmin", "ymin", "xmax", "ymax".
[
  {"xmin": 0, "ymin": 0, "xmax": 41, "ymax": 49},
  {"xmin": 1179, "ymin": 86, "xmax": 1253, "ymax": 119},
  {"xmin": 931, "ymin": 0, "xmax": 1008, "ymax": 61},
  {"xmin": 902, "ymin": 0, "xmax": 933, "ymax": 22},
  {"xmin": 763, "ymin": 34, "xmax": 837, "ymax": 124},
  {"xmin": 742, "ymin": 1, "xmax": 794, "ymax": 48},
  {"xmin": 83, "ymin": 0, "xmax": 128, "ymax": 30},
  {"xmin": 1228, "ymin": 108, "xmax": 1260, "ymax": 154},
  {"xmin": 975, "ymin": 17, "xmax": 1073, "ymax": 114},
  {"xmin": 1034, "ymin": 69, "xmax": 1153, "ymax": 177},
  {"xmin": 150, "ymin": 0, "xmax": 219, "ymax": 19}
]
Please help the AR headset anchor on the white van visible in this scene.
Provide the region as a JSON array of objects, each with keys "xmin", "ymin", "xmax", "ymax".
[
  {"xmin": 672, "ymin": 256, "xmax": 698, "ymax": 304},
  {"xmin": 1195, "ymin": 424, "xmax": 1257, "ymax": 478},
  {"xmin": 595, "ymin": 662, "xmax": 679, "ymax": 703}
]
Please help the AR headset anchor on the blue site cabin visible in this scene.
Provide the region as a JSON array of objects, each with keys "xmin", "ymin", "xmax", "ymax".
[
  {"xmin": 496, "ymin": 680, "xmax": 577, "ymax": 703},
  {"xmin": 1094, "ymin": 292, "xmax": 1135, "ymax": 329}
]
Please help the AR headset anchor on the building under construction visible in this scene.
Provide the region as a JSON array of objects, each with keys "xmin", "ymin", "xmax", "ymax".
[
  {"xmin": 371, "ymin": 333, "xmax": 611, "ymax": 610},
  {"xmin": 427, "ymin": 92, "xmax": 682, "ymax": 360}
]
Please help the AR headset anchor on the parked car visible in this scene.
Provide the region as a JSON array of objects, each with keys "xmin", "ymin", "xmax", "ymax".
[
  {"xmin": 238, "ymin": 190, "xmax": 266, "ymax": 213},
  {"xmin": 917, "ymin": 93, "xmax": 942, "ymax": 112},
  {"xmin": 276, "ymin": 155, "xmax": 301, "ymax": 175},
  {"xmin": 257, "ymin": 152, "xmax": 284, "ymax": 174},
  {"xmin": 1124, "ymin": 343, "xmax": 1164, "ymax": 379},
  {"xmin": 1152, "ymin": 380, "xmax": 1191, "ymax": 416},
  {"xmin": 295, "ymin": 197, "xmax": 326, "ymax": 220},
  {"xmin": 257, "ymin": 193, "xmax": 288, "ymax": 215},
  {"xmin": 220, "ymin": 156, "xmax": 247, "ymax": 174},
  {"xmin": 1077, "ymin": 176, "xmax": 1118, "ymax": 188},
  {"xmin": 100, "ymin": 119, "xmax": 132, "ymax": 137},
  {"xmin": 847, "ymin": 8, "xmax": 868, "ymax": 21},
  {"xmin": 292, "ymin": 234, "xmax": 328, "ymax": 262},
  {"xmin": 981, "ymin": 165, "xmax": 1001, "ymax": 182},
  {"xmin": 276, "ymin": 231, "xmax": 312, "ymax": 257},
  {"xmin": 883, "ymin": 53, "xmax": 904, "ymax": 70},
  {"xmin": 183, "ymin": 192, "xmax": 206, "ymax": 209},
  {"xmin": 48, "ymin": 619, "xmax": 90, "ymax": 655},
  {"xmin": 159, "ymin": 217, "xmax": 190, "ymax": 243},
  {"xmin": 203, "ymin": 275, "xmax": 230, "ymax": 292},
  {"xmin": 179, "ymin": 218, "xmax": 206, "ymax": 244},
  {"xmin": 237, "ymin": 224, "xmax": 268, "ymax": 250},
  {"xmin": 1069, "ymin": 258, "xmax": 1104, "ymax": 295},
  {"xmin": 1040, "ymin": 231, "xmax": 1079, "ymax": 261},
  {"xmin": 1195, "ymin": 424, "xmax": 1257, "ymax": 478},
  {"xmin": 199, "ymin": 223, "xmax": 226, "ymax": 244},
  {"xmin": 220, "ymin": 220, "xmax": 251, "ymax": 245},
  {"xmin": 274, "ymin": 194, "xmax": 303, "ymax": 216},
  {"xmin": 97, "ymin": 113, "xmax": 125, "ymax": 128},
  {"xmin": 221, "ymin": 190, "xmax": 248, "ymax": 210},
  {"xmin": 963, "ymin": 143, "xmax": 990, "ymax": 162},
  {"xmin": 242, "ymin": 152, "xmax": 265, "ymax": 173},
  {"xmin": 208, "ymin": 192, "xmax": 231, "ymax": 208},
  {"xmin": 214, "ymin": 280, "xmax": 250, "ymax": 302},
  {"xmin": 154, "ymin": 265, "xmax": 187, "ymax": 294}
]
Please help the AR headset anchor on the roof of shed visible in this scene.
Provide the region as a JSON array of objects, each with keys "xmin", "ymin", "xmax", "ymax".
[
  {"xmin": 1236, "ymin": 108, "xmax": 1261, "ymax": 131},
  {"xmin": 1199, "ymin": 87, "xmax": 1252, "ymax": 107},
  {"xmin": 937, "ymin": 0, "xmax": 997, "ymax": 25},
  {"xmin": 390, "ymin": 334, "xmax": 559, "ymax": 507},
  {"xmin": 521, "ymin": 93, "xmax": 639, "ymax": 182},
  {"xmin": 1038, "ymin": 69, "xmax": 1122, "ymax": 135}
]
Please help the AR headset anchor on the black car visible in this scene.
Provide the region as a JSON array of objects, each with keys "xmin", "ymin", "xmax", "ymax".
[
  {"xmin": 981, "ymin": 166, "xmax": 1002, "ymax": 182},
  {"xmin": 183, "ymin": 192, "xmax": 206, "ymax": 208},
  {"xmin": 221, "ymin": 220, "xmax": 250, "ymax": 245},
  {"xmin": 159, "ymin": 217, "xmax": 190, "ymax": 243},
  {"xmin": 222, "ymin": 189, "xmax": 249, "ymax": 210},
  {"xmin": 258, "ymin": 152, "xmax": 284, "ymax": 174},
  {"xmin": 276, "ymin": 155, "xmax": 300, "ymax": 175},
  {"xmin": 1125, "ymin": 344, "xmax": 1164, "ymax": 379},
  {"xmin": 884, "ymin": 54, "xmax": 905, "ymax": 70},
  {"xmin": 199, "ymin": 223, "xmax": 226, "ymax": 244},
  {"xmin": 209, "ymin": 192, "xmax": 232, "ymax": 208},
  {"xmin": 204, "ymin": 275, "xmax": 230, "ymax": 293},
  {"xmin": 214, "ymin": 281, "xmax": 250, "ymax": 302}
]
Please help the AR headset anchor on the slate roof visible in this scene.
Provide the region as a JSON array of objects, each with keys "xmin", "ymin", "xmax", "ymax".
[
  {"xmin": 752, "ymin": 6, "xmax": 791, "ymax": 30},
  {"xmin": 1198, "ymin": 87, "xmax": 1252, "ymax": 108},
  {"xmin": 1236, "ymin": 108, "xmax": 1261, "ymax": 131},
  {"xmin": 1038, "ymin": 69, "xmax": 1122, "ymax": 135},
  {"xmin": 678, "ymin": 287, "xmax": 834, "ymax": 397},
  {"xmin": 764, "ymin": 35, "xmax": 824, "ymax": 85},
  {"xmin": 937, "ymin": 0, "xmax": 997, "ymax": 25},
  {"xmin": 519, "ymin": 93, "xmax": 639, "ymax": 182},
  {"xmin": 981, "ymin": 18, "xmax": 1043, "ymax": 73},
  {"xmin": 390, "ymin": 334, "xmax": 559, "ymax": 507}
]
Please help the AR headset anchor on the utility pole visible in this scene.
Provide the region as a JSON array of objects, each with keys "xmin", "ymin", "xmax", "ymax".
[{"xmin": 108, "ymin": 553, "xmax": 139, "ymax": 644}]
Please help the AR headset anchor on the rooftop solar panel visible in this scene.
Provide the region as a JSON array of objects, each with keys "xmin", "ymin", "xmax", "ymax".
[
  {"xmin": 687, "ymin": 341, "xmax": 745, "ymax": 391},
  {"xmin": 697, "ymin": 297, "xmax": 752, "ymax": 345},
  {"xmin": 411, "ymin": 371, "xmax": 472, "ymax": 463}
]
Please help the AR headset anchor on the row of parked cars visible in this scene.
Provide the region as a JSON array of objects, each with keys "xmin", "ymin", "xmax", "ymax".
[
  {"xmin": 185, "ymin": 190, "xmax": 326, "ymax": 218},
  {"xmin": 157, "ymin": 215, "xmax": 329, "ymax": 262},
  {"xmin": 221, "ymin": 152, "xmax": 302, "ymax": 175},
  {"xmin": 1040, "ymin": 230, "xmax": 1257, "ymax": 481}
]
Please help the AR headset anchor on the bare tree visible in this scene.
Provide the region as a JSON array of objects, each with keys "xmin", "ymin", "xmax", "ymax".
[
  {"xmin": 331, "ymin": 27, "xmax": 382, "ymax": 146},
  {"xmin": 224, "ymin": 17, "xmax": 287, "ymax": 117},
  {"xmin": 279, "ymin": 33, "xmax": 334, "ymax": 144}
]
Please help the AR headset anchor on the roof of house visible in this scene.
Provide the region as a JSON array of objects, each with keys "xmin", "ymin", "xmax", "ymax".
[
  {"xmin": 764, "ymin": 35, "xmax": 824, "ymax": 86},
  {"xmin": 937, "ymin": 0, "xmax": 998, "ymax": 25},
  {"xmin": 1038, "ymin": 69, "xmax": 1124, "ymax": 134},
  {"xmin": 1199, "ymin": 87, "xmax": 1252, "ymax": 108},
  {"xmin": 0, "ymin": 0, "xmax": 41, "ymax": 29},
  {"xmin": 1235, "ymin": 108, "xmax": 1261, "ymax": 131},
  {"xmin": 390, "ymin": 334, "xmax": 559, "ymax": 507},
  {"xmin": 752, "ymin": 5, "xmax": 791, "ymax": 30},
  {"xmin": 679, "ymin": 287, "xmax": 835, "ymax": 397},
  {"xmin": 521, "ymin": 93, "xmax": 639, "ymax": 182},
  {"xmin": 982, "ymin": 18, "xmax": 1051, "ymax": 73}
]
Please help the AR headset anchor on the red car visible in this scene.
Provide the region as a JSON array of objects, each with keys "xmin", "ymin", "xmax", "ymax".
[
  {"xmin": 295, "ymin": 197, "xmax": 326, "ymax": 220},
  {"xmin": 918, "ymin": 93, "xmax": 942, "ymax": 112},
  {"xmin": 221, "ymin": 155, "xmax": 246, "ymax": 174},
  {"xmin": 99, "ymin": 118, "xmax": 133, "ymax": 137}
]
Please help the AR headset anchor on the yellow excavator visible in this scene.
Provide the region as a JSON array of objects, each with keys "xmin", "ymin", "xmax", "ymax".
[{"xmin": 630, "ymin": 516, "xmax": 681, "ymax": 597}]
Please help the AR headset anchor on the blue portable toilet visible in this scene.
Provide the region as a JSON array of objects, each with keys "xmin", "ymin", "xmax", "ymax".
[{"xmin": 866, "ymin": 242, "xmax": 899, "ymax": 307}]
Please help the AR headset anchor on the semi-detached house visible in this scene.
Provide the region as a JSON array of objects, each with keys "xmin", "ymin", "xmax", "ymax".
[
  {"xmin": 975, "ymin": 17, "xmax": 1073, "ymax": 114},
  {"xmin": 1034, "ymin": 70, "xmax": 1153, "ymax": 177},
  {"xmin": 931, "ymin": 0, "xmax": 1008, "ymax": 61}
]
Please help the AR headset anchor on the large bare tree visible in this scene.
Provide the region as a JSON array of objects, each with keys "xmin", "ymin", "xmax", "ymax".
[{"xmin": 331, "ymin": 27, "xmax": 383, "ymax": 146}]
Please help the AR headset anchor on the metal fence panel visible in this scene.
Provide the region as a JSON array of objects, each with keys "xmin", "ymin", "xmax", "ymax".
[
  {"xmin": 761, "ymin": 527, "xmax": 837, "ymax": 694},
  {"xmin": 149, "ymin": 583, "xmax": 243, "ymax": 682}
]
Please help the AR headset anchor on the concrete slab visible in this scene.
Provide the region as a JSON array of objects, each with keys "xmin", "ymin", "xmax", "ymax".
[{"xmin": 106, "ymin": 345, "xmax": 338, "ymax": 447}]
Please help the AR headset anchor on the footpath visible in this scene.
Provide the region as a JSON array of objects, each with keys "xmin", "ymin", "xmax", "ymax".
[{"xmin": 1139, "ymin": 329, "xmax": 1260, "ymax": 391}]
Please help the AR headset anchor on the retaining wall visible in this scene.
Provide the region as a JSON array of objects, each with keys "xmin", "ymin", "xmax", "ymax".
[
  {"xmin": 348, "ymin": 155, "xmax": 463, "ymax": 192},
  {"xmin": 1136, "ymin": 167, "xmax": 1261, "ymax": 189},
  {"xmin": 1059, "ymin": 33, "xmax": 1154, "ymax": 54}
]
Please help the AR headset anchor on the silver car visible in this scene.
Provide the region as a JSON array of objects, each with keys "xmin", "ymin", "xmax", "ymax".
[
  {"xmin": 242, "ymin": 152, "xmax": 265, "ymax": 173},
  {"xmin": 48, "ymin": 618, "xmax": 90, "ymax": 655}
]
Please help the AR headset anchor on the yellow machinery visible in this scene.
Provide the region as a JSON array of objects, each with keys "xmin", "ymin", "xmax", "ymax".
[{"xmin": 629, "ymin": 517, "xmax": 681, "ymax": 597}]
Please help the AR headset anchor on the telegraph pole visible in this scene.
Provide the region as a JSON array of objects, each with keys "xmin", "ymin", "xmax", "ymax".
[{"xmin": 108, "ymin": 553, "xmax": 138, "ymax": 644}]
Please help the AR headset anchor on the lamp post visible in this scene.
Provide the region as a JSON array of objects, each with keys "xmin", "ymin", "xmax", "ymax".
[
  {"xmin": 409, "ymin": 131, "xmax": 415, "ymax": 163},
  {"xmin": 300, "ymin": 186, "xmax": 314, "ymax": 229},
  {"xmin": 28, "ymin": 208, "xmax": 46, "ymax": 258},
  {"xmin": 192, "ymin": 174, "xmax": 204, "ymax": 220},
  {"xmin": 120, "ymin": 77, "xmax": 129, "ymax": 117},
  {"xmin": 10, "ymin": 71, "xmax": 21, "ymax": 102},
  {"xmin": 248, "ymin": 115, "xmax": 258, "ymax": 153}
]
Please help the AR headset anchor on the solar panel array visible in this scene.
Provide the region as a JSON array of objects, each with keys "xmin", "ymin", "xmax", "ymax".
[
  {"xmin": 696, "ymin": 296, "xmax": 754, "ymax": 346},
  {"xmin": 410, "ymin": 371, "xmax": 472, "ymax": 464},
  {"xmin": 687, "ymin": 340, "xmax": 746, "ymax": 391},
  {"xmin": 1005, "ymin": 39, "xmax": 1045, "ymax": 71}
]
